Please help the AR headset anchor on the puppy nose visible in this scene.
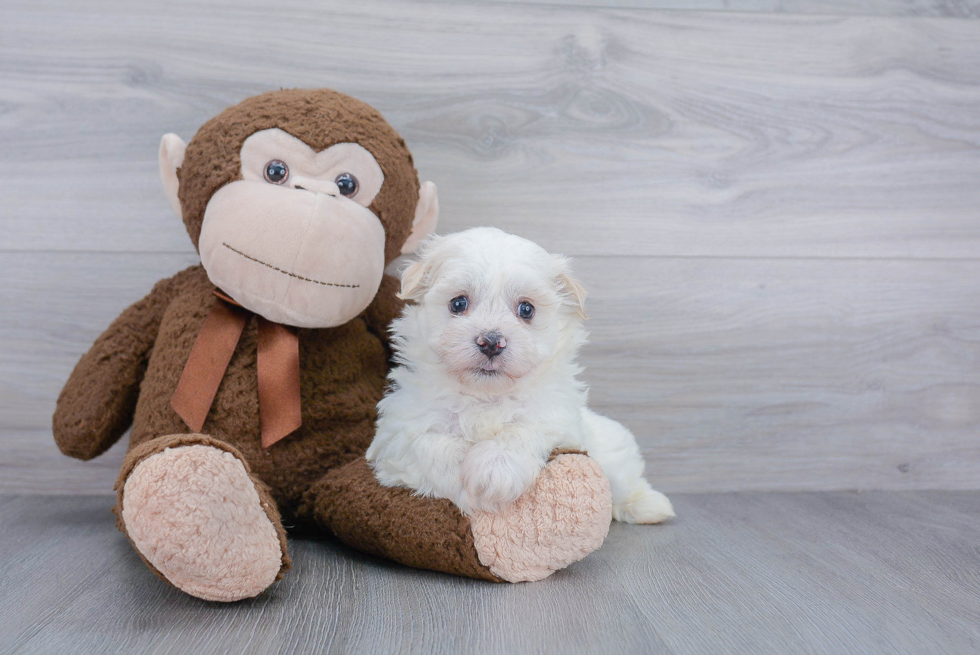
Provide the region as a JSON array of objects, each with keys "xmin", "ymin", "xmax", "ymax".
[{"xmin": 476, "ymin": 332, "xmax": 506, "ymax": 358}]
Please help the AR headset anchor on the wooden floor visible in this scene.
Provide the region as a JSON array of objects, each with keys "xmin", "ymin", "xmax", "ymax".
[{"xmin": 2, "ymin": 491, "xmax": 978, "ymax": 655}]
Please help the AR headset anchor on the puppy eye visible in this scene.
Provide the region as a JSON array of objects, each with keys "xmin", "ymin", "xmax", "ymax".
[
  {"xmin": 449, "ymin": 296, "xmax": 468, "ymax": 314},
  {"xmin": 517, "ymin": 301, "xmax": 534, "ymax": 320},
  {"xmin": 335, "ymin": 173, "xmax": 359, "ymax": 197},
  {"xmin": 264, "ymin": 160, "xmax": 289, "ymax": 184}
]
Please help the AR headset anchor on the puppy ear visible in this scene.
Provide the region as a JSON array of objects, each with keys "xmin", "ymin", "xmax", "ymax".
[
  {"xmin": 554, "ymin": 256, "xmax": 588, "ymax": 320},
  {"xmin": 398, "ymin": 235, "xmax": 444, "ymax": 301},
  {"xmin": 398, "ymin": 259, "xmax": 429, "ymax": 301}
]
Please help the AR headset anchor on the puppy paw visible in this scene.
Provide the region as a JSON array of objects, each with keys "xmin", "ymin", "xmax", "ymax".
[
  {"xmin": 613, "ymin": 482, "xmax": 675, "ymax": 524},
  {"xmin": 460, "ymin": 440, "xmax": 542, "ymax": 513}
]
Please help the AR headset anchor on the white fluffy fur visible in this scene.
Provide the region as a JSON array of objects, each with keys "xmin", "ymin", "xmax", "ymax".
[{"xmin": 366, "ymin": 227, "xmax": 674, "ymax": 523}]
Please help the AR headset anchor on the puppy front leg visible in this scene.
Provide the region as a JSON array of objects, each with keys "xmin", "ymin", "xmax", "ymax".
[
  {"xmin": 368, "ymin": 431, "xmax": 474, "ymax": 511},
  {"xmin": 460, "ymin": 432, "xmax": 550, "ymax": 514}
]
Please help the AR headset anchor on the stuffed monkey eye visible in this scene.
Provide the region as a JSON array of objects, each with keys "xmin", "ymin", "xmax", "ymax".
[
  {"xmin": 335, "ymin": 172, "xmax": 359, "ymax": 197},
  {"xmin": 449, "ymin": 295, "xmax": 469, "ymax": 315},
  {"xmin": 264, "ymin": 160, "xmax": 289, "ymax": 184},
  {"xmin": 517, "ymin": 301, "xmax": 535, "ymax": 320}
]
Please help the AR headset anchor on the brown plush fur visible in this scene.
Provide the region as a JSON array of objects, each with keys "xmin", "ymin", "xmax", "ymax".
[
  {"xmin": 306, "ymin": 449, "xmax": 588, "ymax": 582},
  {"xmin": 53, "ymin": 89, "xmax": 499, "ymax": 590},
  {"xmin": 307, "ymin": 458, "xmax": 505, "ymax": 582}
]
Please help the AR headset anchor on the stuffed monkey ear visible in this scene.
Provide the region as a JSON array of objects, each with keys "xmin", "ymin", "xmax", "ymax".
[
  {"xmin": 401, "ymin": 181, "xmax": 439, "ymax": 255},
  {"xmin": 555, "ymin": 256, "xmax": 589, "ymax": 320},
  {"xmin": 159, "ymin": 133, "xmax": 187, "ymax": 220},
  {"xmin": 398, "ymin": 234, "xmax": 444, "ymax": 301}
]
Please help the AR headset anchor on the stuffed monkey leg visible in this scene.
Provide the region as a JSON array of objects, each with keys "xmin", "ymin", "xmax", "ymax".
[
  {"xmin": 114, "ymin": 433, "xmax": 291, "ymax": 602},
  {"xmin": 306, "ymin": 451, "xmax": 612, "ymax": 583}
]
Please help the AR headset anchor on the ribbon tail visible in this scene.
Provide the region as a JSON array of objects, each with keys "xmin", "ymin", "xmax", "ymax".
[
  {"xmin": 257, "ymin": 317, "xmax": 302, "ymax": 448},
  {"xmin": 171, "ymin": 298, "xmax": 249, "ymax": 433}
]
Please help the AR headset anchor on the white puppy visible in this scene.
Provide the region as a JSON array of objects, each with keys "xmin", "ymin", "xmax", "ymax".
[{"xmin": 367, "ymin": 227, "xmax": 674, "ymax": 523}]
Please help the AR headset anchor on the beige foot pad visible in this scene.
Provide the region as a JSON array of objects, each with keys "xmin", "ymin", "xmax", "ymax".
[
  {"xmin": 122, "ymin": 445, "xmax": 283, "ymax": 602},
  {"xmin": 470, "ymin": 453, "xmax": 612, "ymax": 582}
]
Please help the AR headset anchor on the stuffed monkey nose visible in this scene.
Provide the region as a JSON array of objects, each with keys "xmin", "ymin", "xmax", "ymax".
[
  {"xmin": 291, "ymin": 175, "xmax": 339, "ymax": 196},
  {"xmin": 476, "ymin": 332, "xmax": 506, "ymax": 358}
]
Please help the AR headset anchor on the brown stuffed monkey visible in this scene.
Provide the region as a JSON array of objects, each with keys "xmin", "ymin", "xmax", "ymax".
[{"xmin": 52, "ymin": 88, "xmax": 611, "ymax": 602}]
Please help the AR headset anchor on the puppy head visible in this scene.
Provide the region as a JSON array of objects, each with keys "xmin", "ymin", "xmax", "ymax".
[{"xmin": 398, "ymin": 227, "xmax": 587, "ymax": 393}]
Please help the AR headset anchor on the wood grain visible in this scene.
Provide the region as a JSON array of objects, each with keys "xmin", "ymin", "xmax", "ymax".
[
  {"xmin": 2, "ymin": 491, "xmax": 978, "ymax": 654},
  {"xmin": 577, "ymin": 255, "xmax": 980, "ymax": 492},
  {"xmin": 475, "ymin": 0, "xmax": 980, "ymax": 18},
  {"xmin": 1, "ymin": 1, "xmax": 979, "ymax": 258},
  {"xmin": 3, "ymin": 252, "xmax": 977, "ymax": 494}
]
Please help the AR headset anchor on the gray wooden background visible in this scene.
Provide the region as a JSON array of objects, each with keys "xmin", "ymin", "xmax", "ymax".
[{"xmin": 2, "ymin": 0, "xmax": 978, "ymax": 495}]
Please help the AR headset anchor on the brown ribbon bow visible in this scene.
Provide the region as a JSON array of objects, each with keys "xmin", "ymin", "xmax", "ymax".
[{"xmin": 171, "ymin": 290, "xmax": 302, "ymax": 449}]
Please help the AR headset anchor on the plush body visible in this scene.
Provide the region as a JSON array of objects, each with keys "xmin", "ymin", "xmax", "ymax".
[
  {"xmin": 53, "ymin": 89, "xmax": 613, "ymax": 601},
  {"xmin": 368, "ymin": 228, "xmax": 674, "ymax": 523},
  {"xmin": 65, "ymin": 263, "xmax": 393, "ymax": 510}
]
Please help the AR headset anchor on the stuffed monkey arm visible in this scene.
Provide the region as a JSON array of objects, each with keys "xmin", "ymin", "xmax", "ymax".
[{"xmin": 53, "ymin": 275, "xmax": 176, "ymax": 460}]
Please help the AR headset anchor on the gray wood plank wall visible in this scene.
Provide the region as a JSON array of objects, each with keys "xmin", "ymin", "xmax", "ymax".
[
  {"xmin": 475, "ymin": 0, "xmax": 980, "ymax": 18},
  {"xmin": 2, "ymin": 0, "xmax": 978, "ymax": 494}
]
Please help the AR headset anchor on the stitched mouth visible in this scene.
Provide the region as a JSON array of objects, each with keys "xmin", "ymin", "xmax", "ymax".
[{"xmin": 222, "ymin": 243, "xmax": 359, "ymax": 289}]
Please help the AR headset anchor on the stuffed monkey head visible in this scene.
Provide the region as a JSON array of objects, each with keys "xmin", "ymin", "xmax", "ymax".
[{"xmin": 159, "ymin": 89, "xmax": 438, "ymax": 328}]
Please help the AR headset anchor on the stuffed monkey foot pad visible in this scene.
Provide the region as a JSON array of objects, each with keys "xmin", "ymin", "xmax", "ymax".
[
  {"xmin": 122, "ymin": 445, "xmax": 284, "ymax": 602},
  {"xmin": 470, "ymin": 453, "xmax": 612, "ymax": 582}
]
